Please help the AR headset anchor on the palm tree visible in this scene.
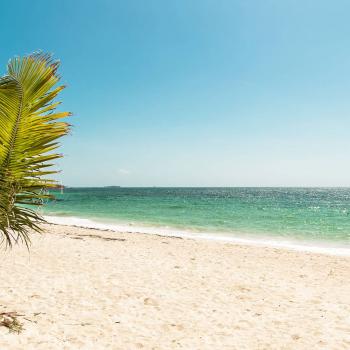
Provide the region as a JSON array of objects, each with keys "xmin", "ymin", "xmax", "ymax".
[{"xmin": 0, "ymin": 52, "xmax": 70, "ymax": 247}]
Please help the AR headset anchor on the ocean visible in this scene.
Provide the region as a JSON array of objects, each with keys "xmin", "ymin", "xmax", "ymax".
[{"xmin": 42, "ymin": 187, "xmax": 350, "ymax": 252}]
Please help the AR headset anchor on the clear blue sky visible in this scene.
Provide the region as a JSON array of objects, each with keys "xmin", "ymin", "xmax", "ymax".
[{"xmin": 2, "ymin": 0, "xmax": 350, "ymax": 186}]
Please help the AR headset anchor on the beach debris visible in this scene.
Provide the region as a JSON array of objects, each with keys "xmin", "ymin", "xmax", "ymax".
[
  {"xmin": 154, "ymin": 234, "xmax": 183, "ymax": 240},
  {"xmin": 0, "ymin": 312, "xmax": 24, "ymax": 333},
  {"xmin": 103, "ymin": 237, "xmax": 126, "ymax": 242},
  {"xmin": 143, "ymin": 298, "xmax": 158, "ymax": 306},
  {"xmin": 170, "ymin": 324, "xmax": 184, "ymax": 331},
  {"xmin": 70, "ymin": 234, "xmax": 126, "ymax": 242}
]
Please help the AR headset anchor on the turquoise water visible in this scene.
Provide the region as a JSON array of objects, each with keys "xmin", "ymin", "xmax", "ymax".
[{"xmin": 43, "ymin": 187, "xmax": 350, "ymax": 245}]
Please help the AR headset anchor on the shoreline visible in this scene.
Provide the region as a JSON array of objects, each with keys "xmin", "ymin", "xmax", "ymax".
[
  {"xmin": 1, "ymin": 223, "xmax": 349, "ymax": 349},
  {"xmin": 44, "ymin": 215, "xmax": 350, "ymax": 257}
]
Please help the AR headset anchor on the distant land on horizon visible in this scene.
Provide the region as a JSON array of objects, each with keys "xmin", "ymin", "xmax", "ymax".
[{"xmin": 55, "ymin": 185, "xmax": 350, "ymax": 189}]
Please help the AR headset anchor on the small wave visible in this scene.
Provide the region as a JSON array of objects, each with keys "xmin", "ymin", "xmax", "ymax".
[
  {"xmin": 167, "ymin": 205, "xmax": 185, "ymax": 209},
  {"xmin": 44, "ymin": 211, "xmax": 73, "ymax": 217},
  {"xmin": 43, "ymin": 215, "xmax": 350, "ymax": 257},
  {"xmin": 308, "ymin": 206, "xmax": 320, "ymax": 211}
]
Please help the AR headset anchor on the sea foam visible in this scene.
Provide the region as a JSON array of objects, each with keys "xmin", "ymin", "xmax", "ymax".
[{"xmin": 44, "ymin": 215, "xmax": 350, "ymax": 257}]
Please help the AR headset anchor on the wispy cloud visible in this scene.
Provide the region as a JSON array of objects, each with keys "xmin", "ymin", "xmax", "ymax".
[{"xmin": 118, "ymin": 168, "xmax": 130, "ymax": 175}]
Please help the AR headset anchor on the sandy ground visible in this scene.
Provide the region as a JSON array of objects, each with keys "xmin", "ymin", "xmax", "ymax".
[{"xmin": 0, "ymin": 224, "xmax": 349, "ymax": 350}]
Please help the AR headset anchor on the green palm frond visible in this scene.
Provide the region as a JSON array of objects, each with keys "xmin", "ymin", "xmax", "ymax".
[{"xmin": 0, "ymin": 52, "xmax": 70, "ymax": 247}]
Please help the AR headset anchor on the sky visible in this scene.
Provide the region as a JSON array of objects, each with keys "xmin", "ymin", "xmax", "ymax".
[{"xmin": 1, "ymin": 0, "xmax": 350, "ymax": 187}]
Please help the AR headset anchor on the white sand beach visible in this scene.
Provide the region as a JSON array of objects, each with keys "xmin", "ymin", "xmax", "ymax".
[{"xmin": 0, "ymin": 223, "xmax": 350, "ymax": 349}]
